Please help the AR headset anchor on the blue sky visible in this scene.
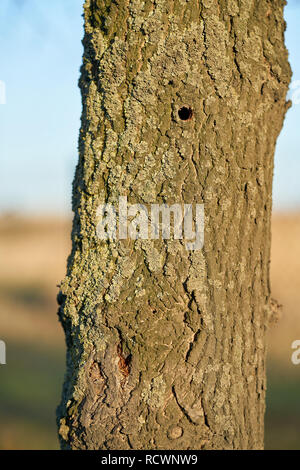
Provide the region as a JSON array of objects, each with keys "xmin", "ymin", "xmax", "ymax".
[{"xmin": 0, "ymin": 0, "xmax": 299, "ymax": 215}]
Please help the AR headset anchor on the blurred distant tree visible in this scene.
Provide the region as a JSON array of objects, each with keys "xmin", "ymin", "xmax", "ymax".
[{"xmin": 57, "ymin": 0, "xmax": 291, "ymax": 450}]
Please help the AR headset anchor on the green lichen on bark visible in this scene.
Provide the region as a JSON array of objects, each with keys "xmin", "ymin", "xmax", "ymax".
[{"xmin": 57, "ymin": 0, "xmax": 291, "ymax": 450}]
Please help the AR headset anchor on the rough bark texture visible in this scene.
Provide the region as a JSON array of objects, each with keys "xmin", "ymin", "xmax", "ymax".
[{"xmin": 57, "ymin": 0, "xmax": 291, "ymax": 450}]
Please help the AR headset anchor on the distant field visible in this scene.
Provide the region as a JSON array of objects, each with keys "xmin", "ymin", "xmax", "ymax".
[
  {"xmin": 265, "ymin": 213, "xmax": 300, "ymax": 450},
  {"xmin": 0, "ymin": 216, "xmax": 69, "ymax": 449},
  {"xmin": 0, "ymin": 213, "xmax": 299, "ymax": 449}
]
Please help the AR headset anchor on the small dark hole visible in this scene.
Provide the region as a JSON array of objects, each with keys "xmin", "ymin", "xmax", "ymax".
[{"xmin": 178, "ymin": 106, "xmax": 193, "ymax": 121}]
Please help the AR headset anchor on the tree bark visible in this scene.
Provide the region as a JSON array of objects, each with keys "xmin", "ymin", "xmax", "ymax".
[{"xmin": 57, "ymin": 0, "xmax": 291, "ymax": 450}]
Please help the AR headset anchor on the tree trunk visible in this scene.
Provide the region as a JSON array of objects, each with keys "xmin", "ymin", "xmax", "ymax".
[{"xmin": 57, "ymin": 0, "xmax": 291, "ymax": 450}]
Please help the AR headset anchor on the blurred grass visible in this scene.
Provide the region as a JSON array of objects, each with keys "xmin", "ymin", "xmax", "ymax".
[
  {"xmin": 0, "ymin": 341, "xmax": 64, "ymax": 450},
  {"xmin": 265, "ymin": 364, "xmax": 300, "ymax": 450},
  {"xmin": 0, "ymin": 213, "xmax": 299, "ymax": 449}
]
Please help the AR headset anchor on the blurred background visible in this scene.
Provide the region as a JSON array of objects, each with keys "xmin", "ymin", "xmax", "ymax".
[{"xmin": 0, "ymin": 0, "xmax": 299, "ymax": 450}]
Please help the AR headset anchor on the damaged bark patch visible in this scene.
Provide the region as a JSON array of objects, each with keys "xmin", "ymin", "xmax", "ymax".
[
  {"xmin": 89, "ymin": 360, "xmax": 106, "ymax": 396},
  {"xmin": 117, "ymin": 344, "xmax": 131, "ymax": 385}
]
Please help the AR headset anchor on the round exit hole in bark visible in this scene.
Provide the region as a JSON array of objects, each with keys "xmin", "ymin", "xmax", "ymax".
[{"xmin": 178, "ymin": 106, "xmax": 193, "ymax": 121}]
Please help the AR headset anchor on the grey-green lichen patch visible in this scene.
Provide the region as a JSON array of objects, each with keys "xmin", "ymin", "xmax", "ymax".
[
  {"xmin": 140, "ymin": 241, "xmax": 165, "ymax": 273},
  {"xmin": 141, "ymin": 375, "xmax": 166, "ymax": 409}
]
